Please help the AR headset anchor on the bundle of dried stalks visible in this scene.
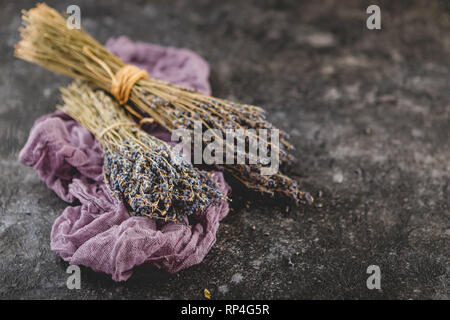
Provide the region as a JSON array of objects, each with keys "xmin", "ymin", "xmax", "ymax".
[
  {"xmin": 59, "ymin": 82, "xmax": 224, "ymax": 223},
  {"xmin": 15, "ymin": 3, "xmax": 312, "ymax": 204}
]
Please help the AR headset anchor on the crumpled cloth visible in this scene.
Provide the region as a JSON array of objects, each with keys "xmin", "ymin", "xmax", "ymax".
[{"xmin": 19, "ymin": 37, "xmax": 230, "ymax": 281}]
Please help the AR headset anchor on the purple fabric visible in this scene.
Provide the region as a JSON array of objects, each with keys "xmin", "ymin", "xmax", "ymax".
[
  {"xmin": 19, "ymin": 37, "xmax": 230, "ymax": 281},
  {"xmin": 106, "ymin": 36, "xmax": 211, "ymax": 95}
]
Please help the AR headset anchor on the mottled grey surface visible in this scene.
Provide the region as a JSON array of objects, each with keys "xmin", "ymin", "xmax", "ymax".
[{"xmin": 0, "ymin": 0, "xmax": 449, "ymax": 299}]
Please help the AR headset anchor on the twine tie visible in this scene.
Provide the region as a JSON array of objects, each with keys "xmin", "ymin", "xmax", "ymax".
[{"xmin": 83, "ymin": 46, "xmax": 147, "ymax": 105}]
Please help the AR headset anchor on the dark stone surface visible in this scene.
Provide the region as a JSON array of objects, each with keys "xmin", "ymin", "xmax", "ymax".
[{"xmin": 0, "ymin": 0, "xmax": 449, "ymax": 299}]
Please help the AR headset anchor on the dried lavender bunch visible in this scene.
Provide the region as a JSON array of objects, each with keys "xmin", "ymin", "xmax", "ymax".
[
  {"xmin": 14, "ymin": 3, "xmax": 312, "ymax": 204},
  {"xmin": 59, "ymin": 82, "xmax": 225, "ymax": 223}
]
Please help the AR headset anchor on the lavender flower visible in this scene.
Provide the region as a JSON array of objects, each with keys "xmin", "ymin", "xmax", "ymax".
[{"xmin": 103, "ymin": 141, "xmax": 223, "ymax": 222}]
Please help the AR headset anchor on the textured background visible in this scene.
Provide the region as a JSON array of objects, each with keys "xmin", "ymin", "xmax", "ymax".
[{"xmin": 0, "ymin": 0, "xmax": 449, "ymax": 299}]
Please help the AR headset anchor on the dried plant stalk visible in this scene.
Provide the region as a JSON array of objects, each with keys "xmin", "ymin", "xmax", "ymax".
[
  {"xmin": 15, "ymin": 3, "xmax": 313, "ymax": 204},
  {"xmin": 59, "ymin": 81, "xmax": 225, "ymax": 223}
]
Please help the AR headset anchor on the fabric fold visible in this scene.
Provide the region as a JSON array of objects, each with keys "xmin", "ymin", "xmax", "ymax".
[{"xmin": 19, "ymin": 37, "xmax": 230, "ymax": 281}]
